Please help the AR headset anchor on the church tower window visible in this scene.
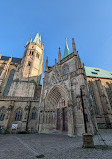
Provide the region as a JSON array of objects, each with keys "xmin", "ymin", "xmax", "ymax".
[
  {"xmin": 28, "ymin": 61, "xmax": 31, "ymax": 66},
  {"xmin": 36, "ymin": 53, "xmax": 39, "ymax": 58}
]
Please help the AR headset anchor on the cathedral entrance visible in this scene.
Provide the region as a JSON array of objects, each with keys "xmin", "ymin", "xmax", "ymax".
[
  {"xmin": 57, "ymin": 109, "xmax": 61, "ymax": 130},
  {"xmin": 44, "ymin": 85, "xmax": 70, "ymax": 134},
  {"xmin": 57, "ymin": 108, "xmax": 68, "ymax": 131},
  {"xmin": 57, "ymin": 98, "xmax": 68, "ymax": 131},
  {"xmin": 63, "ymin": 107, "xmax": 68, "ymax": 131}
]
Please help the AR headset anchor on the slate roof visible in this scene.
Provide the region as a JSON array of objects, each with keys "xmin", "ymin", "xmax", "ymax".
[
  {"xmin": 1, "ymin": 56, "xmax": 22, "ymax": 63},
  {"xmin": 85, "ymin": 66, "xmax": 112, "ymax": 79}
]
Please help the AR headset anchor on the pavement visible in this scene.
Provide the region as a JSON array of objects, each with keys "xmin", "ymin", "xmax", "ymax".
[{"xmin": 0, "ymin": 129, "xmax": 112, "ymax": 159}]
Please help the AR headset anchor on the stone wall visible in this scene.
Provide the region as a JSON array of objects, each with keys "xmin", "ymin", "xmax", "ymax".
[
  {"xmin": 87, "ymin": 77, "xmax": 112, "ymax": 128},
  {"xmin": 0, "ymin": 97, "xmax": 39, "ymax": 133},
  {"xmin": 8, "ymin": 81, "xmax": 36, "ymax": 97}
]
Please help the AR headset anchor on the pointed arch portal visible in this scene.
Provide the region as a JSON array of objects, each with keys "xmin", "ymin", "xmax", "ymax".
[{"xmin": 45, "ymin": 85, "xmax": 69, "ymax": 131}]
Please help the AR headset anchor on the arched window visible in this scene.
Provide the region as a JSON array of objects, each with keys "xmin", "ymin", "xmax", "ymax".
[
  {"xmin": 28, "ymin": 61, "xmax": 31, "ymax": 66},
  {"xmin": 31, "ymin": 108, "xmax": 36, "ymax": 120},
  {"xmin": 63, "ymin": 65, "xmax": 69, "ymax": 75},
  {"xmin": 36, "ymin": 53, "xmax": 39, "ymax": 58},
  {"xmin": 0, "ymin": 69, "xmax": 2, "ymax": 76},
  {"xmin": 3, "ymin": 69, "xmax": 15, "ymax": 96},
  {"xmin": 0, "ymin": 107, "xmax": 6, "ymax": 121},
  {"xmin": 15, "ymin": 109, "xmax": 22, "ymax": 121}
]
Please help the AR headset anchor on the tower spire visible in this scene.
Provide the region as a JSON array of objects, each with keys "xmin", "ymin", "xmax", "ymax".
[
  {"xmin": 72, "ymin": 38, "xmax": 76, "ymax": 54},
  {"xmin": 0, "ymin": 53, "xmax": 2, "ymax": 59},
  {"xmin": 45, "ymin": 56, "xmax": 48, "ymax": 71},
  {"xmin": 58, "ymin": 47, "xmax": 61, "ymax": 63},
  {"xmin": 33, "ymin": 32, "xmax": 41, "ymax": 45},
  {"xmin": 30, "ymin": 38, "xmax": 32, "ymax": 43},
  {"xmin": 63, "ymin": 38, "xmax": 70, "ymax": 58}
]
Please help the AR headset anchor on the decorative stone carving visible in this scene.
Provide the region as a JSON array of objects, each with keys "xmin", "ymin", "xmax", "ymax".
[{"xmin": 8, "ymin": 104, "xmax": 14, "ymax": 111}]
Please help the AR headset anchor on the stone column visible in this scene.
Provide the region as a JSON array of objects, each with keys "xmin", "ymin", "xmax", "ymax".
[
  {"xmin": 60, "ymin": 108, "xmax": 63, "ymax": 131},
  {"xmin": 68, "ymin": 104, "xmax": 74, "ymax": 137}
]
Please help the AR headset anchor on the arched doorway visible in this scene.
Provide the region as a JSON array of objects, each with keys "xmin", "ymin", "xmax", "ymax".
[
  {"xmin": 45, "ymin": 85, "xmax": 69, "ymax": 132},
  {"xmin": 57, "ymin": 98, "xmax": 68, "ymax": 131}
]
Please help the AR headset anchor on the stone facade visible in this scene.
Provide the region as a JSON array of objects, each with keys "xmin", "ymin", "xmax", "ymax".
[
  {"xmin": 38, "ymin": 39, "xmax": 95, "ymax": 136},
  {"xmin": 0, "ymin": 34, "xmax": 112, "ymax": 136}
]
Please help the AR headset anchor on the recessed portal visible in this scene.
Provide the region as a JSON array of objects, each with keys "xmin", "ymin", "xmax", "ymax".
[{"xmin": 57, "ymin": 107, "xmax": 68, "ymax": 131}]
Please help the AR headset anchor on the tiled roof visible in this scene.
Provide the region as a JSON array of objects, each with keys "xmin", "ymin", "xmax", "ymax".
[
  {"xmin": 1, "ymin": 56, "xmax": 22, "ymax": 63},
  {"xmin": 85, "ymin": 66, "xmax": 112, "ymax": 79}
]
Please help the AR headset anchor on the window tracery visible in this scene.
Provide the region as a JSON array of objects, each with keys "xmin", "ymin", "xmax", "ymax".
[
  {"xmin": 15, "ymin": 108, "xmax": 22, "ymax": 121},
  {"xmin": 0, "ymin": 107, "xmax": 6, "ymax": 121}
]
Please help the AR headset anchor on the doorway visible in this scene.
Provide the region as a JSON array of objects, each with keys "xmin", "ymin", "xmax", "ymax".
[{"xmin": 57, "ymin": 107, "xmax": 68, "ymax": 131}]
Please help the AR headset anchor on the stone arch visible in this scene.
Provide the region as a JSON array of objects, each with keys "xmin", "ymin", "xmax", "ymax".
[
  {"xmin": 45, "ymin": 85, "xmax": 70, "ymax": 110},
  {"xmin": 43, "ymin": 85, "xmax": 70, "ymax": 132}
]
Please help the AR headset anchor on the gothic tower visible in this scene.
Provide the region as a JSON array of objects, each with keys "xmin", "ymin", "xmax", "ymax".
[
  {"xmin": 7, "ymin": 33, "xmax": 44, "ymax": 97},
  {"xmin": 22, "ymin": 33, "xmax": 44, "ymax": 80}
]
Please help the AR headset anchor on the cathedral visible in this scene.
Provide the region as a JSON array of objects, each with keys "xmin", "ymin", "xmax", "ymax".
[{"xmin": 0, "ymin": 33, "xmax": 112, "ymax": 136}]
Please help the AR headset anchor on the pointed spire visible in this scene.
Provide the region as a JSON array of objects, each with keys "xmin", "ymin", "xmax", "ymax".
[
  {"xmin": 72, "ymin": 38, "xmax": 76, "ymax": 54},
  {"xmin": 55, "ymin": 58, "xmax": 57, "ymax": 65},
  {"xmin": 58, "ymin": 47, "xmax": 61, "ymax": 63},
  {"xmin": 0, "ymin": 55, "xmax": 12, "ymax": 78},
  {"xmin": 33, "ymin": 32, "xmax": 41, "ymax": 45},
  {"xmin": 30, "ymin": 38, "xmax": 32, "ymax": 43},
  {"xmin": 77, "ymin": 50, "xmax": 79, "ymax": 56},
  {"xmin": 0, "ymin": 53, "xmax": 2, "ymax": 59},
  {"xmin": 26, "ymin": 41, "xmax": 28, "ymax": 46},
  {"xmin": 63, "ymin": 38, "xmax": 70, "ymax": 58},
  {"xmin": 45, "ymin": 56, "xmax": 48, "ymax": 71}
]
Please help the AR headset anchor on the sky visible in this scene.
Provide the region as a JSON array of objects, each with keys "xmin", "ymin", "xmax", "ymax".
[{"xmin": 0, "ymin": 0, "xmax": 112, "ymax": 71}]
